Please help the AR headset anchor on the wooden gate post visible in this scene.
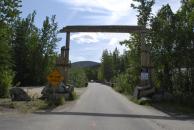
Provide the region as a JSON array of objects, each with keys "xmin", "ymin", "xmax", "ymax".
[{"xmin": 64, "ymin": 32, "xmax": 70, "ymax": 85}]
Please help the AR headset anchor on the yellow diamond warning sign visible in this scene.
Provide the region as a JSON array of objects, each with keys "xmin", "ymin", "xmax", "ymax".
[{"xmin": 47, "ymin": 68, "xmax": 64, "ymax": 87}]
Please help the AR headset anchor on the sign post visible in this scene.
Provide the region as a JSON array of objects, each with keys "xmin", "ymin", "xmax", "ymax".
[{"xmin": 47, "ymin": 68, "xmax": 64, "ymax": 100}]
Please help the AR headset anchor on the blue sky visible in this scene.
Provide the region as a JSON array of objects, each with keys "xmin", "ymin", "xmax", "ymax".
[{"xmin": 21, "ymin": 0, "xmax": 181, "ymax": 62}]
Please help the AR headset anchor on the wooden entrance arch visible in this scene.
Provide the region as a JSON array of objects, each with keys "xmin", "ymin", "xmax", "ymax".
[{"xmin": 59, "ymin": 25, "xmax": 148, "ymax": 85}]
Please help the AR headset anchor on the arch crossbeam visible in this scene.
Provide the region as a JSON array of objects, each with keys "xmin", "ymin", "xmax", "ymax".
[{"xmin": 60, "ymin": 25, "xmax": 147, "ymax": 33}]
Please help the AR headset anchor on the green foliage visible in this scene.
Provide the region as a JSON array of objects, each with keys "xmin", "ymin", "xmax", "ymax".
[
  {"xmin": 68, "ymin": 91, "xmax": 77, "ymax": 101},
  {"xmin": 12, "ymin": 12, "xmax": 59, "ymax": 86},
  {"xmin": 0, "ymin": 0, "xmax": 21, "ymax": 24},
  {"xmin": 98, "ymin": 0, "xmax": 194, "ymax": 107},
  {"xmin": 114, "ymin": 73, "xmax": 130, "ymax": 93},
  {"xmin": 54, "ymin": 96, "xmax": 65, "ymax": 106},
  {"xmin": 150, "ymin": 1, "xmax": 194, "ymax": 104},
  {"xmin": 0, "ymin": 99, "xmax": 48, "ymax": 113},
  {"xmin": 0, "ymin": 0, "xmax": 59, "ymax": 97},
  {"xmin": 0, "ymin": 70, "xmax": 14, "ymax": 97},
  {"xmin": 97, "ymin": 67, "xmax": 104, "ymax": 81},
  {"xmin": 118, "ymin": 0, "xmax": 155, "ymax": 92},
  {"xmin": 0, "ymin": 6, "xmax": 15, "ymax": 97},
  {"xmin": 46, "ymin": 95, "xmax": 65, "ymax": 107},
  {"xmin": 84, "ymin": 66, "xmax": 99, "ymax": 81},
  {"xmin": 131, "ymin": 0, "xmax": 155, "ymax": 26},
  {"xmin": 39, "ymin": 15, "xmax": 59, "ymax": 83},
  {"xmin": 69, "ymin": 68, "xmax": 88, "ymax": 87},
  {"xmin": 99, "ymin": 50, "xmax": 114, "ymax": 81}
]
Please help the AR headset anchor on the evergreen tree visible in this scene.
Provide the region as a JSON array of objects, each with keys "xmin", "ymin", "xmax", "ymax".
[
  {"xmin": 150, "ymin": 4, "xmax": 175, "ymax": 92},
  {"xmin": 0, "ymin": 0, "xmax": 21, "ymax": 97},
  {"xmin": 98, "ymin": 50, "xmax": 114, "ymax": 81}
]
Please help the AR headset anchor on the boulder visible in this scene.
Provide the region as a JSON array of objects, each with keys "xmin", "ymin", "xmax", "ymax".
[
  {"xmin": 41, "ymin": 82, "xmax": 74, "ymax": 100},
  {"xmin": 133, "ymin": 85, "xmax": 155, "ymax": 99},
  {"xmin": 139, "ymin": 97, "xmax": 152, "ymax": 105},
  {"xmin": 10, "ymin": 87, "xmax": 31, "ymax": 101}
]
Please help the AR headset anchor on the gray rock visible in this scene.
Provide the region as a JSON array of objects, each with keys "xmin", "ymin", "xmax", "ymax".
[
  {"xmin": 9, "ymin": 87, "xmax": 31, "ymax": 101},
  {"xmin": 139, "ymin": 97, "xmax": 152, "ymax": 105},
  {"xmin": 41, "ymin": 82, "xmax": 74, "ymax": 100},
  {"xmin": 133, "ymin": 86, "xmax": 155, "ymax": 99}
]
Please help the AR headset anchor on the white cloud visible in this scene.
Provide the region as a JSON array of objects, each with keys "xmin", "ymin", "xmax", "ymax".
[
  {"xmin": 106, "ymin": 34, "xmax": 128, "ymax": 54},
  {"xmin": 71, "ymin": 33, "xmax": 129, "ymax": 45},
  {"xmin": 57, "ymin": 0, "xmax": 132, "ymax": 13},
  {"xmin": 71, "ymin": 32, "xmax": 128, "ymax": 55},
  {"xmin": 71, "ymin": 33, "xmax": 100, "ymax": 44},
  {"xmin": 56, "ymin": 0, "xmax": 133, "ymax": 24}
]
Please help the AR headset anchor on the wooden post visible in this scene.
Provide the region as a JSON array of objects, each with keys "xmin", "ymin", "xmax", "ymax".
[
  {"xmin": 64, "ymin": 32, "xmax": 70, "ymax": 85},
  {"xmin": 133, "ymin": 30, "xmax": 155, "ymax": 98},
  {"xmin": 140, "ymin": 31, "xmax": 150, "ymax": 86}
]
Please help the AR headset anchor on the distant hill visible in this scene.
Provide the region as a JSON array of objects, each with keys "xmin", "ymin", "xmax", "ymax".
[{"xmin": 71, "ymin": 61, "xmax": 100, "ymax": 68}]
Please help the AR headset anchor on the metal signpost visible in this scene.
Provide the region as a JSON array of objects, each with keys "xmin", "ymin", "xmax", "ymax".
[{"xmin": 47, "ymin": 68, "xmax": 64, "ymax": 99}]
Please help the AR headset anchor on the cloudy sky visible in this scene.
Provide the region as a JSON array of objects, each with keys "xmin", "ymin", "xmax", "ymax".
[{"xmin": 21, "ymin": 0, "xmax": 181, "ymax": 62}]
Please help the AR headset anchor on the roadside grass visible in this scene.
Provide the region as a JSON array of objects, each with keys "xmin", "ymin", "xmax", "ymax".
[
  {"xmin": 71, "ymin": 91, "xmax": 78, "ymax": 100},
  {"xmin": 0, "ymin": 98, "xmax": 48, "ymax": 113},
  {"xmin": 112, "ymin": 86, "xmax": 151, "ymax": 106},
  {"xmin": 0, "ymin": 91, "xmax": 79, "ymax": 113},
  {"xmin": 127, "ymin": 96, "xmax": 151, "ymax": 106},
  {"xmin": 121, "ymin": 91, "xmax": 194, "ymax": 114},
  {"xmin": 129, "ymin": 94, "xmax": 194, "ymax": 115},
  {"xmin": 151, "ymin": 101, "xmax": 194, "ymax": 115},
  {"xmin": 112, "ymin": 84, "xmax": 194, "ymax": 115}
]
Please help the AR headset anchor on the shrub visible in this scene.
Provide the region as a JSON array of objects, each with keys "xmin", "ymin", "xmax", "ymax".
[
  {"xmin": 54, "ymin": 96, "xmax": 65, "ymax": 106},
  {"xmin": 47, "ymin": 95, "xmax": 65, "ymax": 106},
  {"xmin": 68, "ymin": 91, "xmax": 77, "ymax": 101},
  {"xmin": 114, "ymin": 73, "xmax": 131, "ymax": 94},
  {"xmin": 69, "ymin": 68, "xmax": 88, "ymax": 87},
  {"xmin": 0, "ymin": 69, "xmax": 14, "ymax": 98}
]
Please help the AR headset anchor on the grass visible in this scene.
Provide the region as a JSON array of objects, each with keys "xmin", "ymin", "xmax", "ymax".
[
  {"xmin": 112, "ymin": 86, "xmax": 151, "ymax": 106},
  {"xmin": 151, "ymin": 101, "xmax": 194, "ymax": 115},
  {"xmin": 113, "ymin": 85, "xmax": 194, "ymax": 115},
  {"xmin": 129, "ymin": 96, "xmax": 151, "ymax": 105},
  {"xmin": 129, "ymin": 95, "xmax": 194, "ymax": 115},
  {"xmin": 70, "ymin": 91, "xmax": 78, "ymax": 100},
  {"xmin": 0, "ymin": 98, "xmax": 48, "ymax": 113},
  {"xmin": 0, "ymin": 91, "xmax": 79, "ymax": 113},
  {"xmin": 46, "ymin": 96, "xmax": 65, "ymax": 107}
]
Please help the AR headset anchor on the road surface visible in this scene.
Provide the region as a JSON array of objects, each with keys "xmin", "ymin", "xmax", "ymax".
[{"xmin": 0, "ymin": 83, "xmax": 194, "ymax": 130}]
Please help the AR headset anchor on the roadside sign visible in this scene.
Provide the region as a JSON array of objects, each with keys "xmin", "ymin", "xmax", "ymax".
[
  {"xmin": 141, "ymin": 72, "xmax": 149, "ymax": 80},
  {"xmin": 47, "ymin": 68, "xmax": 64, "ymax": 87},
  {"xmin": 141, "ymin": 68, "xmax": 149, "ymax": 80}
]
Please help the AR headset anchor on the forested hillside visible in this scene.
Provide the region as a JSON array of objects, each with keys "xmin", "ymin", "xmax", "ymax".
[{"xmin": 71, "ymin": 61, "xmax": 100, "ymax": 68}]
